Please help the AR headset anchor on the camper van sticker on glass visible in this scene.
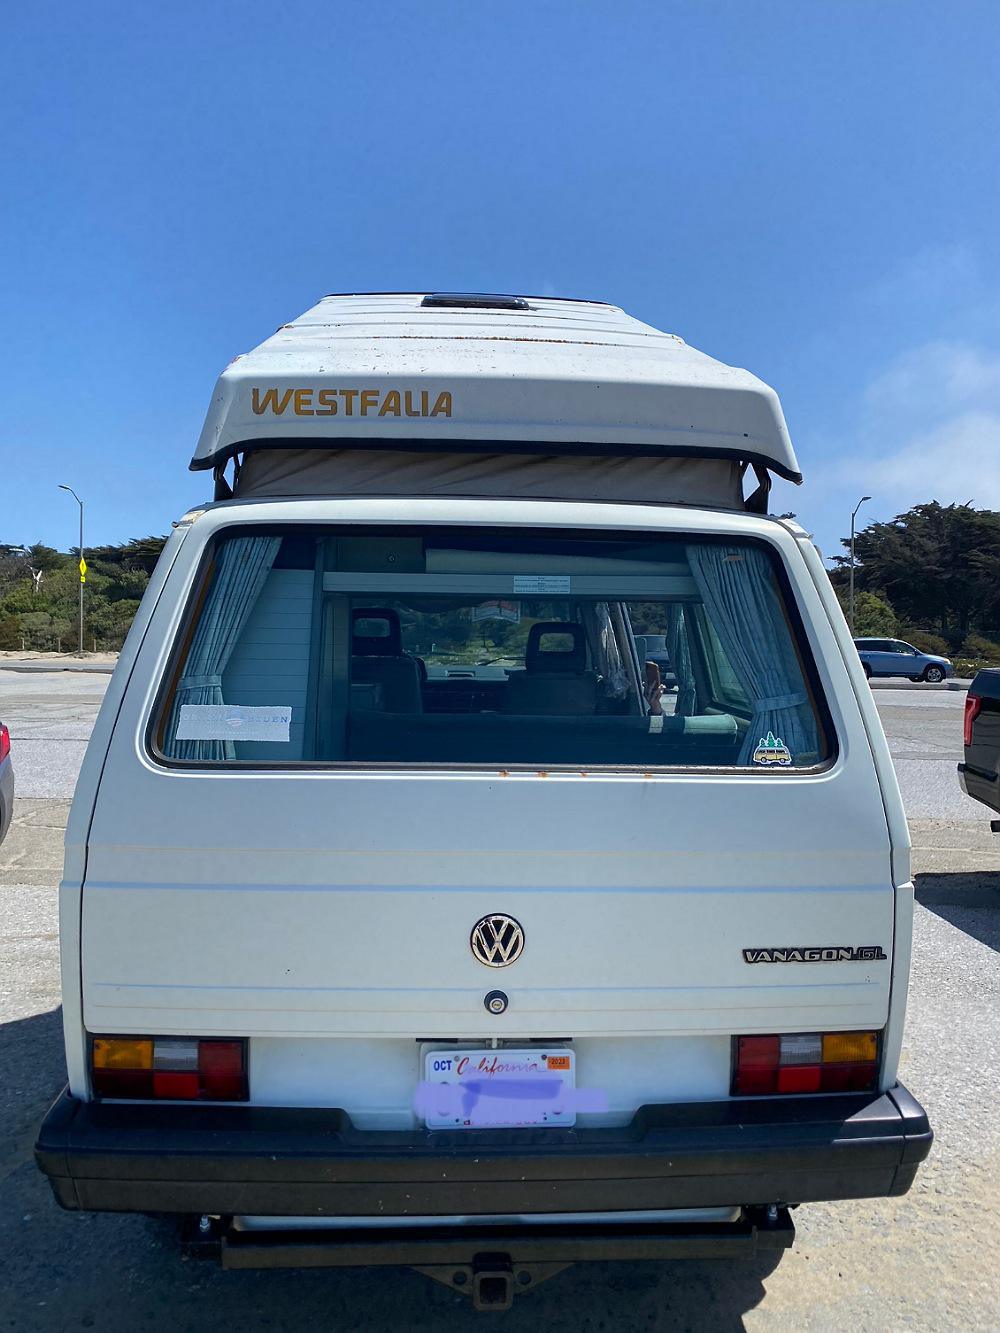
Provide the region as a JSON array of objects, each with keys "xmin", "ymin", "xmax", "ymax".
[
  {"xmin": 751, "ymin": 731, "xmax": 793, "ymax": 767},
  {"xmin": 471, "ymin": 600, "xmax": 521, "ymax": 625},
  {"xmin": 175, "ymin": 704, "xmax": 292, "ymax": 744}
]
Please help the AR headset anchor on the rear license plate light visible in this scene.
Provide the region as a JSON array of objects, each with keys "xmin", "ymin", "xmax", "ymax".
[
  {"xmin": 90, "ymin": 1037, "xmax": 247, "ymax": 1101},
  {"xmin": 733, "ymin": 1031, "xmax": 879, "ymax": 1096}
]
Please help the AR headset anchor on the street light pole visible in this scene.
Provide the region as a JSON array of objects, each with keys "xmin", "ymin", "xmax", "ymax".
[
  {"xmin": 58, "ymin": 485, "xmax": 85, "ymax": 655},
  {"xmin": 849, "ymin": 495, "xmax": 871, "ymax": 635}
]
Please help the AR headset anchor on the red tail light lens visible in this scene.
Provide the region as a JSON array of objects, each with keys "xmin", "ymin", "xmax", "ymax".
[
  {"xmin": 733, "ymin": 1031, "xmax": 879, "ymax": 1096},
  {"xmin": 776, "ymin": 1063, "xmax": 822, "ymax": 1093},
  {"xmin": 964, "ymin": 695, "xmax": 982, "ymax": 747},
  {"xmin": 731, "ymin": 1035, "xmax": 780, "ymax": 1094},
  {"xmin": 0, "ymin": 724, "xmax": 9, "ymax": 763},
  {"xmin": 199, "ymin": 1038, "xmax": 247, "ymax": 1100},
  {"xmin": 152, "ymin": 1071, "xmax": 201, "ymax": 1099},
  {"xmin": 91, "ymin": 1037, "xmax": 247, "ymax": 1101}
]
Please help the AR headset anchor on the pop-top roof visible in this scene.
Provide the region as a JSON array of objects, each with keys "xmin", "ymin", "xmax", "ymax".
[{"xmin": 191, "ymin": 292, "xmax": 801, "ymax": 484}]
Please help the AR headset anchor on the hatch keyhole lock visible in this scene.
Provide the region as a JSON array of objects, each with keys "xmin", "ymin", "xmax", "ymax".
[{"xmin": 484, "ymin": 990, "xmax": 508, "ymax": 1015}]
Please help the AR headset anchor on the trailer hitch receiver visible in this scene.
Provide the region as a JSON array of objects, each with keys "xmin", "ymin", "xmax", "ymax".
[{"xmin": 472, "ymin": 1259, "xmax": 514, "ymax": 1312}]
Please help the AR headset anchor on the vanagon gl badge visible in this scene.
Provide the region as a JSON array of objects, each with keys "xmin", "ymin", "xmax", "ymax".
[
  {"xmin": 471, "ymin": 915, "xmax": 525, "ymax": 968},
  {"xmin": 742, "ymin": 945, "xmax": 888, "ymax": 964}
]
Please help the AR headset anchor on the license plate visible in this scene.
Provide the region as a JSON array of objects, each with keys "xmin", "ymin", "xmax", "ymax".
[{"xmin": 419, "ymin": 1048, "xmax": 576, "ymax": 1129}]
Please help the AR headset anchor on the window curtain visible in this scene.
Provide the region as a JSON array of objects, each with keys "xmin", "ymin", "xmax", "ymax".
[
  {"xmin": 166, "ymin": 535, "xmax": 282, "ymax": 761},
  {"xmin": 686, "ymin": 543, "xmax": 819, "ymax": 765},
  {"xmin": 583, "ymin": 602, "xmax": 628, "ymax": 698},
  {"xmin": 666, "ymin": 604, "xmax": 697, "ymax": 717}
]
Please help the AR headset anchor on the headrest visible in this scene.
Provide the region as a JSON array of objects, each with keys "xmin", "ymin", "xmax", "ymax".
[
  {"xmin": 352, "ymin": 608, "xmax": 403, "ymax": 656},
  {"xmin": 525, "ymin": 622, "xmax": 588, "ymax": 674}
]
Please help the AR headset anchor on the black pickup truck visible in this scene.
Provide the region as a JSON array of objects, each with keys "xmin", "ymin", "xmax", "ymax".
[{"xmin": 959, "ymin": 669, "xmax": 1000, "ymax": 827}]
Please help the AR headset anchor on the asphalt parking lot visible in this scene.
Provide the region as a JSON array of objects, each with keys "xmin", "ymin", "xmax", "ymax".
[{"xmin": 0, "ymin": 670, "xmax": 997, "ymax": 1331}]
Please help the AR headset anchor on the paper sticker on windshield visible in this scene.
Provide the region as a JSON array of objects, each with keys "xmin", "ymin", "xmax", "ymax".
[
  {"xmin": 176, "ymin": 704, "xmax": 292, "ymax": 743},
  {"xmin": 752, "ymin": 731, "xmax": 792, "ymax": 766},
  {"xmin": 512, "ymin": 575, "xmax": 571, "ymax": 594}
]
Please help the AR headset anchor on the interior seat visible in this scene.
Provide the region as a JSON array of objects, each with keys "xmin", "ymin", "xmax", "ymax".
[
  {"xmin": 350, "ymin": 608, "xmax": 423, "ymax": 713},
  {"xmin": 503, "ymin": 621, "xmax": 599, "ymax": 716}
]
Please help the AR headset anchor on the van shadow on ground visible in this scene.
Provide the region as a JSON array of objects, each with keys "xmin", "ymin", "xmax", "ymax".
[
  {"xmin": 1, "ymin": 1006, "xmax": 785, "ymax": 1332},
  {"xmin": 914, "ymin": 870, "xmax": 1000, "ymax": 953}
]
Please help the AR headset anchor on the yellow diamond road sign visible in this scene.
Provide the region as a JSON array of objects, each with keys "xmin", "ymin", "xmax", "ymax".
[{"xmin": 79, "ymin": 558, "xmax": 87, "ymax": 583}]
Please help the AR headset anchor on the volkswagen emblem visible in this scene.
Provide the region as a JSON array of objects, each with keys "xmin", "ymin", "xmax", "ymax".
[{"xmin": 470, "ymin": 914, "xmax": 525, "ymax": 968}]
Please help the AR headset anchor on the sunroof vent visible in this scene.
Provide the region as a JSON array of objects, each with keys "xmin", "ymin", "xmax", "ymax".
[{"xmin": 421, "ymin": 292, "xmax": 529, "ymax": 311}]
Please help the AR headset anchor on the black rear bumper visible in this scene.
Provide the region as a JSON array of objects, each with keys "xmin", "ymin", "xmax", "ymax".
[
  {"xmin": 959, "ymin": 761, "xmax": 1000, "ymax": 816},
  {"xmin": 36, "ymin": 1084, "xmax": 931, "ymax": 1218}
]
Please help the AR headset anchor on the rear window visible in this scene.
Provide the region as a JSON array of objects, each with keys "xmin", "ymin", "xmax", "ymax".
[{"xmin": 153, "ymin": 526, "xmax": 832, "ymax": 770}]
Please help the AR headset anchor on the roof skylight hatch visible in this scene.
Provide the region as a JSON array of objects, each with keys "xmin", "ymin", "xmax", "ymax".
[{"xmin": 421, "ymin": 292, "xmax": 530, "ymax": 311}]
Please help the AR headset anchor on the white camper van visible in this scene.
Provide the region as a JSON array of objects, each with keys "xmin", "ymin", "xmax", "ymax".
[{"xmin": 37, "ymin": 293, "xmax": 930, "ymax": 1309}]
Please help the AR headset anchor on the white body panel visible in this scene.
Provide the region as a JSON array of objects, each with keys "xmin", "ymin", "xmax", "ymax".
[{"xmin": 66, "ymin": 498, "xmax": 907, "ymax": 1123}]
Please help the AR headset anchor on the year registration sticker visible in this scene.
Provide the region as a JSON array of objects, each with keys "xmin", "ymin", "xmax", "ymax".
[{"xmin": 418, "ymin": 1049, "xmax": 576, "ymax": 1129}]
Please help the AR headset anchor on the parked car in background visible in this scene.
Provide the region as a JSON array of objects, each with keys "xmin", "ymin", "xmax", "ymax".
[
  {"xmin": 958, "ymin": 668, "xmax": 1000, "ymax": 826},
  {"xmin": 854, "ymin": 638, "xmax": 953, "ymax": 683},
  {"xmin": 0, "ymin": 721, "xmax": 12, "ymax": 846},
  {"xmin": 633, "ymin": 633, "xmax": 678, "ymax": 691}
]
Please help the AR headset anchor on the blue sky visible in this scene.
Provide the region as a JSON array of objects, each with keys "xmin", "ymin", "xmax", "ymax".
[{"xmin": 4, "ymin": 1, "xmax": 999, "ymax": 563}]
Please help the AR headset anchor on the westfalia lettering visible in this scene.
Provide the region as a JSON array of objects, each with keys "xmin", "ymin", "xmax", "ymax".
[
  {"xmin": 251, "ymin": 387, "xmax": 453, "ymax": 419},
  {"xmin": 742, "ymin": 945, "xmax": 888, "ymax": 964}
]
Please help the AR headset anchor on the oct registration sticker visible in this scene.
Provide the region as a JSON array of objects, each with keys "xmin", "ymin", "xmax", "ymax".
[{"xmin": 418, "ymin": 1049, "xmax": 576, "ymax": 1129}]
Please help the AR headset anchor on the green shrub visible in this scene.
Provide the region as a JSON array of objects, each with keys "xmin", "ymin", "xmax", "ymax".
[
  {"xmin": 959, "ymin": 634, "xmax": 1000, "ymax": 662},
  {"xmin": 86, "ymin": 598, "xmax": 142, "ymax": 651},
  {"xmin": 836, "ymin": 589, "xmax": 897, "ymax": 636},
  {"xmin": 18, "ymin": 611, "xmax": 74, "ymax": 651},
  {"xmin": 0, "ymin": 614, "xmax": 21, "ymax": 650}
]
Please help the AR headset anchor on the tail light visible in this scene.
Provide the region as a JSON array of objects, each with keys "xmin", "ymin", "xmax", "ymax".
[
  {"xmin": 964, "ymin": 695, "xmax": 982, "ymax": 747},
  {"xmin": 91, "ymin": 1036, "xmax": 247, "ymax": 1101},
  {"xmin": 732, "ymin": 1031, "xmax": 879, "ymax": 1096},
  {"xmin": 0, "ymin": 724, "xmax": 9, "ymax": 763}
]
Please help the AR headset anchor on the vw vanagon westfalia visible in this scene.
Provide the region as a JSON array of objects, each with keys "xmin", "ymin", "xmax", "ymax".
[{"xmin": 36, "ymin": 292, "xmax": 931, "ymax": 1309}]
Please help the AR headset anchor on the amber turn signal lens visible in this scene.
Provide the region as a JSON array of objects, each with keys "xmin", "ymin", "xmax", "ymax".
[
  {"xmin": 92, "ymin": 1038, "xmax": 153, "ymax": 1070},
  {"xmin": 822, "ymin": 1031, "xmax": 878, "ymax": 1063}
]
